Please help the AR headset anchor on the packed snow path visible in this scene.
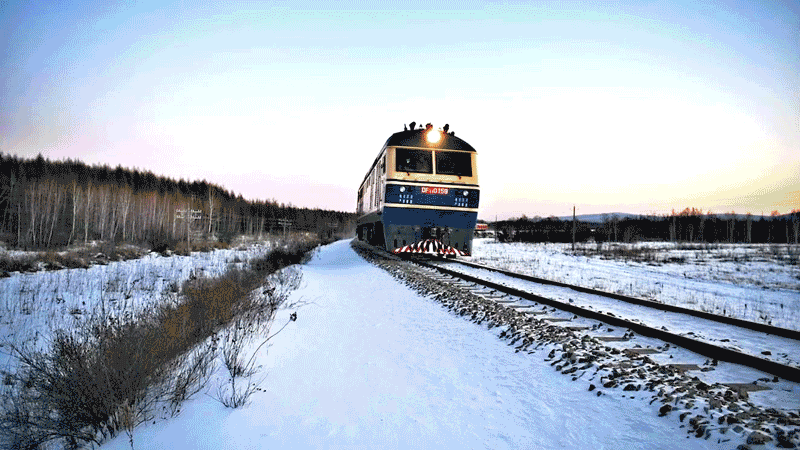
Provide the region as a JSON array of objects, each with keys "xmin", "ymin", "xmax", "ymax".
[{"xmin": 104, "ymin": 240, "xmax": 724, "ymax": 449}]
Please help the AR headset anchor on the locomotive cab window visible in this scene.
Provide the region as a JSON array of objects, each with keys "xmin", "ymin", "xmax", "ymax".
[
  {"xmin": 435, "ymin": 151, "xmax": 472, "ymax": 177},
  {"xmin": 396, "ymin": 148, "xmax": 433, "ymax": 174}
]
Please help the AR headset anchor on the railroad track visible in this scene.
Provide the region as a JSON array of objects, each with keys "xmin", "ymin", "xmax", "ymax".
[
  {"xmin": 353, "ymin": 240, "xmax": 800, "ymax": 444},
  {"xmin": 415, "ymin": 258, "xmax": 800, "ymax": 383}
]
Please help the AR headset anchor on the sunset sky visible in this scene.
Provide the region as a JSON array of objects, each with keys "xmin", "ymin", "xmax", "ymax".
[{"xmin": 2, "ymin": 0, "xmax": 798, "ymax": 220}]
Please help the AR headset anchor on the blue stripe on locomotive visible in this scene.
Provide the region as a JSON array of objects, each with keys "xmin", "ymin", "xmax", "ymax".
[
  {"xmin": 384, "ymin": 184, "xmax": 479, "ymax": 209},
  {"xmin": 381, "ymin": 206, "xmax": 478, "ymax": 230}
]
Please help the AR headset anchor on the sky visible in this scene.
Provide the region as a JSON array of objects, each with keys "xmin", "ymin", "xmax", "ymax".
[{"xmin": 2, "ymin": 0, "xmax": 798, "ymax": 220}]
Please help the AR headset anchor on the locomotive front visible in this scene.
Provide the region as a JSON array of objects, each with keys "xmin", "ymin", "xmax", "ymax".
[{"xmin": 356, "ymin": 123, "xmax": 480, "ymax": 256}]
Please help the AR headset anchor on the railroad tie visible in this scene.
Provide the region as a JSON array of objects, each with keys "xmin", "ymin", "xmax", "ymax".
[
  {"xmin": 723, "ymin": 382, "xmax": 771, "ymax": 392},
  {"xmin": 593, "ymin": 336, "xmax": 630, "ymax": 342},
  {"xmin": 465, "ymin": 287, "xmax": 496, "ymax": 295},
  {"xmin": 519, "ymin": 308, "xmax": 547, "ymax": 316},
  {"xmin": 668, "ymin": 363, "xmax": 701, "ymax": 372},
  {"xmin": 510, "ymin": 305, "xmax": 539, "ymax": 311},
  {"xmin": 464, "ymin": 285, "xmax": 488, "ymax": 290},
  {"xmin": 623, "ymin": 348, "xmax": 661, "ymax": 356}
]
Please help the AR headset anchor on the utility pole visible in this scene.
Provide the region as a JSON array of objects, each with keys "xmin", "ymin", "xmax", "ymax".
[
  {"xmin": 327, "ymin": 221, "xmax": 338, "ymax": 239},
  {"xmin": 572, "ymin": 205, "xmax": 576, "ymax": 252},
  {"xmin": 278, "ymin": 219, "xmax": 292, "ymax": 240}
]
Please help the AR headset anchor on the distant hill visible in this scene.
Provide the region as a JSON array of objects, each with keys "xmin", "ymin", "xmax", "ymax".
[
  {"xmin": 557, "ymin": 213, "xmax": 640, "ymax": 223},
  {"xmin": 556, "ymin": 212, "xmax": 792, "ymax": 223}
]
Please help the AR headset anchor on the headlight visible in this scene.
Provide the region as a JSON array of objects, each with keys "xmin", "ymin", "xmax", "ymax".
[
  {"xmin": 400, "ymin": 186, "xmax": 406, "ymax": 193},
  {"xmin": 463, "ymin": 190, "xmax": 469, "ymax": 196}
]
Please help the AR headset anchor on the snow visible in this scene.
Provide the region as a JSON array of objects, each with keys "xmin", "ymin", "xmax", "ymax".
[
  {"xmin": 0, "ymin": 244, "xmax": 273, "ymax": 372},
  {"xmin": 100, "ymin": 240, "xmax": 726, "ymax": 449},
  {"xmin": 2, "ymin": 238, "xmax": 795, "ymax": 448},
  {"xmin": 430, "ymin": 261, "xmax": 800, "ymax": 372},
  {"xmin": 469, "ymin": 239, "xmax": 800, "ymax": 330}
]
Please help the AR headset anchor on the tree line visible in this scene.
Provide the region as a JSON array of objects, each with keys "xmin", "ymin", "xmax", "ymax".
[
  {"xmin": 496, "ymin": 207, "xmax": 800, "ymax": 244},
  {"xmin": 0, "ymin": 153, "xmax": 357, "ymax": 250}
]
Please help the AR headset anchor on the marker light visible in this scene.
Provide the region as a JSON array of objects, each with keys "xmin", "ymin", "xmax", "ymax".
[{"xmin": 426, "ymin": 129, "xmax": 441, "ymax": 143}]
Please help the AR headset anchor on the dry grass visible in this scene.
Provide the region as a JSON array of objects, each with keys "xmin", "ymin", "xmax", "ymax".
[
  {"xmin": 172, "ymin": 240, "xmax": 231, "ymax": 256},
  {"xmin": 0, "ymin": 243, "xmax": 149, "ymax": 275},
  {"xmin": 0, "ymin": 239, "xmax": 234, "ymax": 276},
  {"xmin": 0, "ymin": 238, "xmax": 319, "ymax": 449},
  {"xmin": 574, "ymin": 242, "xmax": 659, "ymax": 263}
]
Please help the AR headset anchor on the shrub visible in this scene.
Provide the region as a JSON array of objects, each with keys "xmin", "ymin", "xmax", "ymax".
[
  {"xmin": 1, "ymin": 239, "xmax": 311, "ymax": 448},
  {"xmin": 108, "ymin": 245, "xmax": 146, "ymax": 262},
  {"xmin": 173, "ymin": 241, "xmax": 192, "ymax": 256},
  {"xmin": 0, "ymin": 254, "xmax": 37, "ymax": 273},
  {"xmin": 148, "ymin": 236, "xmax": 179, "ymax": 256}
]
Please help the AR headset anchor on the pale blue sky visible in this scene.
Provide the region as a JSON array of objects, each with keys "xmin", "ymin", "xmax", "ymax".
[{"xmin": 2, "ymin": 0, "xmax": 798, "ymax": 219}]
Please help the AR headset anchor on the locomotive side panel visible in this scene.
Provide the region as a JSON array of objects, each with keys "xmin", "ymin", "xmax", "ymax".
[{"xmin": 356, "ymin": 149, "xmax": 387, "ymax": 246}]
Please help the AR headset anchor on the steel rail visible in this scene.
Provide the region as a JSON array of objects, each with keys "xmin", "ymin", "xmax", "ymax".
[
  {"xmin": 443, "ymin": 259, "xmax": 800, "ymax": 341},
  {"xmin": 416, "ymin": 260, "xmax": 800, "ymax": 383}
]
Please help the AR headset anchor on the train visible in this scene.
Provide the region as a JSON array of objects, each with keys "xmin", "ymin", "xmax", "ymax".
[{"xmin": 356, "ymin": 122, "xmax": 480, "ymax": 257}]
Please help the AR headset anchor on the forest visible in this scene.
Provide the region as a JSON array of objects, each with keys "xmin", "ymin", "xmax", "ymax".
[
  {"xmin": 0, "ymin": 153, "xmax": 357, "ymax": 250},
  {"xmin": 496, "ymin": 208, "xmax": 800, "ymax": 244}
]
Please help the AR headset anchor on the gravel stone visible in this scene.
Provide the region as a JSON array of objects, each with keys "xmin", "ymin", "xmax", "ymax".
[{"xmin": 352, "ymin": 241, "xmax": 800, "ymax": 449}]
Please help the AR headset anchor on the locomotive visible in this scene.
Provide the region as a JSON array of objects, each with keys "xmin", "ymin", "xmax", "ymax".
[{"xmin": 356, "ymin": 122, "xmax": 480, "ymax": 256}]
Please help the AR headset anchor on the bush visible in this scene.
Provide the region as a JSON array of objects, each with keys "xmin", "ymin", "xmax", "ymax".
[
  {"xmin": 0, "ymin": 254, "xmax": 37, "ymax": 273},
  {"xmin": 173, "ymin": 241, "xmax": 192, "ymax": 256},
  {"xmin": 0, "ymin": 239, "xmax": 311, "ymax": 448},
  {"xmin": 148, "ymin": 236, "xmax": 179, "ymax": 256}
]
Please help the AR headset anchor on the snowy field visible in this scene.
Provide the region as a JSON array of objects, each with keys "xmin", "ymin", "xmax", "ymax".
[
  {"xmin": 1, "ymin": 239, "xmax": 796, "ymax": 448},
  {"xmin": 96, "ymin": 239, "xmax": 742, "ymax": 449},
  {"xmin": 470, "ymin": 239, "xmax": 800, "ymax": 331},
  {"xmin": 0, "ymin": 242, "xmax": 274, "ymax": 372}
]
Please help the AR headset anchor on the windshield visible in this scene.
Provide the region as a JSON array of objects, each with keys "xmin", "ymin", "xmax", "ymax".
[
  {"xmin": 435, "ymin": 151, "xmax": 472, "ymax": 177},
  {"xmin": 396, "ymin": 148, "xmax": 433, "ymax": 174}
]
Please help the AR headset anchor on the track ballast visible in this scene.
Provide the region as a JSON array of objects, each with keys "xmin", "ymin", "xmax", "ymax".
[
  {"xmin": 352, "ymin": 239, "xmax": 800, "ymax": 447},
  {"xmin": 423, "ymin": 258, "xmax": 800, "ymax": 383}
]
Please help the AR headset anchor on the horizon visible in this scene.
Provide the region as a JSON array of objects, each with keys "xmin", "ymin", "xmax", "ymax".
[
  {"xmin": 3, "ymin": 0, "xmax": 798, "ymax": 221},
  {"xmin": 7, "ymin": 150, "xmax": 796, "ymax": 221}
]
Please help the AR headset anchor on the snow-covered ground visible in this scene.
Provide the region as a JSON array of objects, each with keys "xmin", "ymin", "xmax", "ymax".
[
  {"xmin": 1, "ymin": 239, "xmax": 797, "ymax": 448},
  {"xmin": 470, "ymin": 239, "xmax": 800, "ymax": 331},
  {"xmin": 96, "ymin": 239, "xmax": 742, "ymax": 449},
  {"xmin": 0, "ymin": 243, "xmax": 273, "ymax": 372},
  {"xmin": 428, "ymin": 260, "xmax": 800, "ymax": 372}
]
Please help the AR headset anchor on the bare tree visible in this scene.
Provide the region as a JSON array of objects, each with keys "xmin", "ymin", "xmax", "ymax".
[
  {"xmin": 746, "ymin": 213, "xmax": 752, "ymax": 244},
  {"xmin": 208, "ymin": 189, "xmax": 219, "ymax": 237},
  {"xmin": 69, "ymin": 180, "xmax": 82, "ymax": 245},
  {"xmin": 84, "ymin": 183, "xmax": 93, "ymax": 244},
  {"xmin": 45, "ymin": 179, "xmax": 63, "ymax": 248}
]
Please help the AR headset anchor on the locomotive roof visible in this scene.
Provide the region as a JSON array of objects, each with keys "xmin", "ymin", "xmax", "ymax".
[
  {"xmin": 359, "ymin": 126, "xmax": 476, "ymax": 188},
  {"xmin": 383, "ymin": 128, "xmax": 476, "ymax": 152}
]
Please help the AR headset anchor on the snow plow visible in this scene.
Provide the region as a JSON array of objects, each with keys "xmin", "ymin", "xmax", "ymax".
[{"xmin": 391, "ymin": 239, "xmax": 467, "ymax": 257}]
